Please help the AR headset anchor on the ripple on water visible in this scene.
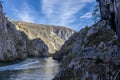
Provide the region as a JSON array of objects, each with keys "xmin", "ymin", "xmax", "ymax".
[{"xmin": 0, "ymin": 57, "xmax": 60, "ymax": 80}]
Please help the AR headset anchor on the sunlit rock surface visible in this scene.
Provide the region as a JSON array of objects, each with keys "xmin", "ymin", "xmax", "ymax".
[{"xmin": 14, "ymin": 21, "xmax": 76, "ymax": 53}]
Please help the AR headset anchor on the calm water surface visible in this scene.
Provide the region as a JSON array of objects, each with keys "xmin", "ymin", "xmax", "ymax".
[{"xmin": 0, "ymin": 57, "xmax": 60, "ymax": 80}]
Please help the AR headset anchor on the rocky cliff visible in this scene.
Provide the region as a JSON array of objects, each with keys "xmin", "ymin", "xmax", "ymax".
[
  {"xmin": 0, "ymin": 3, "xmax": 49, "ymax": 61},
  {"xmin": 53, "ymin": 20, "xmax": 120, "ymax": 80},
  {"xmin": 14, "ymin": 21, "xmax": 76, "ymax": 53},
  {"xmin": 53, "ymin": 0, "xmax": 120, "ymax": 80},
  {"xmin": 0, "ymin": 20, "xmax": 49, "ymax": 62},
  {"xmin": 97, "ymin": 0, "xmax": 120, "ymax": 40},
  {"xmin": 53, "ymin": 32, "xmax": 78, "ymax": 61}
]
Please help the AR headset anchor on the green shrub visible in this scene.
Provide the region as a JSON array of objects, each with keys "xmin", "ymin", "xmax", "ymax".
[
  {"xmin": 65, "ymin": 44, "xmax": 74, "ymax": 51},
  {"xmin": 17, "ymin": 40, "xmax": 24, "ymax": 46},
  {"xmin": 61, "ymin": 52, "xmax": 76, "ymax": 68},
  {"xmin": 87, "ymin": 28, "xmax": 115, "ymax": 46}
]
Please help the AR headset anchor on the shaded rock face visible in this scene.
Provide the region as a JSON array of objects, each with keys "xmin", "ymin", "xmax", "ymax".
[
  {"xmin": 97, "ymin": 0, "xmax": 120, "ymax": 39},
  {"xmin": 0, "ymin": 3, "xmax": 49, "ymax": 61},
  {"xmin": 27, "ymin": 38, "xmax": 48, "ymax": 57},
  {"xmin": 53, "ymin": 20, "xmax": 120, "ymax": 80},
  {"xmin": 6, "ymin": 21, "xmax": 27, "ymax": 60},
  {"xmin": 0, "ymin": 19, "xmax": 17, "ymax": 61},
  {"xmin": 14, "ymin": 21, "xmax": 76, "ymax": 53},
  {"xmin": 0, "ymin": 5, "xmax": 18, "ymax": 61},
  {"xmin": 53, "ymin": 33, "xmax": 78, "ymax": 61}
]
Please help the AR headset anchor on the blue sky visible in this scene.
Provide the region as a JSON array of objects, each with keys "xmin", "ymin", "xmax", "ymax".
[{"xmin": 2, "ymin": 0, "xmax": 96, "ymax": 31}]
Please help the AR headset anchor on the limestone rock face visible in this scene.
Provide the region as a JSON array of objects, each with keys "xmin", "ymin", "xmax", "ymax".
[
  {"xmin": 14, "ymin": 21, "xmax": 76, "ymax": 53},
  {"xmin": 27, "ymin": 38, "xmax": 48, "ymax": 57},
  {"xmin": 53, "ymin": 0, "xmax": 120, "ymax": 79},
  {"xmin": 53, "ymin": 20, "xmax": 120, "ymax": 80},
  {"xmin": 97, "ymin": 0, "xmax": 120, "ymax": 39},
  {"xmin": 0, "ymin": 19, "xmax": 17, "ymax": 61},
  {"xmin": 6, "ymin": 21, "xmax": 27, "ymax": 60},
  {"xmin": 0, "ymin": 3, "xmax": 49, "ymax": 61},
  {"xmin": 53, "ymin": 0, "xmax": 120, "ymax": 80},
  {"xmin": 0, "ymin": 5, "xmax": 27, "ymax": 61},
  {"xmin": 51, "ymin": 27, "xmax": 75, "ymax": 41}
]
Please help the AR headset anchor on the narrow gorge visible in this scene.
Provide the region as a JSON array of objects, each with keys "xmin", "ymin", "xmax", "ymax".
[
  {"xmin": 0, "ymin": 2, "xmax": 75, "ymax": 79},
  {"xmin": 0, "ymin": 0, "xmax": 120, "ymax": 80},
  {"xmin": 0, "ymin": 2, "xmax": 75, "ymax": 61}
]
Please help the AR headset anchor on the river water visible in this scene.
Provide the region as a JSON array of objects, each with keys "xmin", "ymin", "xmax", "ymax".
[{"xmin": 0, "ymin": 57, "xmax": 60, "ymax": 80}]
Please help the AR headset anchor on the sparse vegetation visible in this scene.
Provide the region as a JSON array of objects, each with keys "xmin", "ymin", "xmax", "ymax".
[
  {"xmin": 17, "ymin": 39, "xmax": 24, "ymax": 46},
  {"xmin": 14, "ymin": 21, "xmax": 75, "ymax": 53},
  {"xmin": 65, "ymin": 44, "xmax": 74, "ymax": 51},
  {"xmin": 61, "ymin": 52, "xmax": 76, "ymax": 68},
  {"xmin": 87, "ymin": 28, "xmax": 115, "ymax": 45}
]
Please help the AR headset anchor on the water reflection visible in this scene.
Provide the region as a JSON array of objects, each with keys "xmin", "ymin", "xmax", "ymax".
[{"xmin": 0, "ymin": 57, "xmax": 60, "ymax": 80}]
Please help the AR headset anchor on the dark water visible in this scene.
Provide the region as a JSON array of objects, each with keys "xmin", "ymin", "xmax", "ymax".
[{"xmin": 0, "ymin": 57, "xmax": 60, "ymax": 80}]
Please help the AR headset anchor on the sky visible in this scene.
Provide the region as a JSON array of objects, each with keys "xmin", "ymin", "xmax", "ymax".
[{"xmin": 2, "ymin": 0, "xmax": 96, "ymax": 31}]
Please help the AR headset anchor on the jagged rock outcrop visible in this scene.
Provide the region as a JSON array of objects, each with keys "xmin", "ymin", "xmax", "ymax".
[
  {"xmin": 50, "ymin": 26, "xmax": 75, "ymax": 41},
  {"xmin": 27, "ymin": 38, "xmax": 48, "ymax": 57},
  {"xmin": 0, "ymin": 3, "xmax": 49, "ymax": 61},
  {"xmin": 97, "ymin": 0, "xmax": 120, "ymax": 40},
  {"xmin": 53, "ymin": 33, "xmax": 78, "ymax": 61},
  {"xmin": 0, "ymin": 4, "xmax": 21, "ymax": 61},
  {"xmin": 14, "ymin": 21, "xmax": 76, "ymax": 53},
  {"xmin": 53, "ymin": 20, "xmax": 120, "ymax": 80},
  {"xmin": 0, "ymin": 16, "xmax": 16, "ymax": 61},
  {"xmin": 6, "ymin": 20, "xmax": 27, "ymax": 60}
]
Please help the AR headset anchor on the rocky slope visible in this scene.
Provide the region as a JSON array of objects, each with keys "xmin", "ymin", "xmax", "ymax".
[
  {"xmin": 53, "ymin": 20, "xmax": 120, "ymax": 80},
  {"xmin": 0, "ymin": 7, "xmax": 26, "ymax": 61},
  {"xmin": 53, "ymin": 32, "xmax": 78, "ymax": 61},
  {"xmin": 98, "ymin": 0, "xmax": 120, "ymax": 39},
  {"xmin": 53, "ymin": 0, "xmax": 120, "ymax": 80},
  {"xmin": 14, "ymin": 21, "xmax": 76, "ymax": 53},
  {"xmin": 0, "ymin": 3, "xmax": 49, "ymax": 61}
]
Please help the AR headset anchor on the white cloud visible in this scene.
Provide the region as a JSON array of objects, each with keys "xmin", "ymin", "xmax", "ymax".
[
  {"xmin": 41, "ymin": 0, "xmax": 95, "ymax": 26},
  {"xmin": 4, "ymin": 0, "xmax": 95, "ymax": 31},
  {"xmin": 14, "ymin": 2, "xmax": 36, "ymax": 22},
  {"xmin": 80, "ymin": 12, "xmax": 92, "ymax": 19}
]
